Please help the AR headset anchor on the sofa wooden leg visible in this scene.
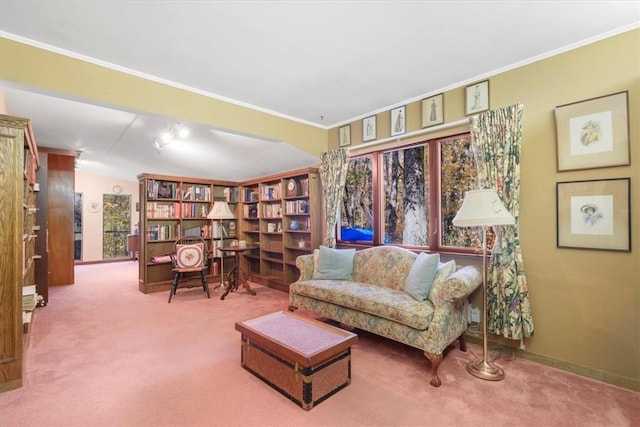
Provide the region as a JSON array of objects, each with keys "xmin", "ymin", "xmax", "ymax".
[
  {"xmin": 458, "ymin": 333, "xmax": 467, "ymax": 352},
  {"xmin": 288, "ymin": 305, "xmax": 297, "ymax": 312},
  {"xmin": 424, "ymin": 352, "xmax": 443, "ymax": 387},
  {"xmin": 340, "ymin": 323, "xmax": 355, "ymax": 331}
]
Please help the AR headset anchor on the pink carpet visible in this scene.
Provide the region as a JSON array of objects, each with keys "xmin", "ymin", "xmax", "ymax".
[{"xmin": 1, "ymin": 262, "xmax": 638, "ymax": 426}]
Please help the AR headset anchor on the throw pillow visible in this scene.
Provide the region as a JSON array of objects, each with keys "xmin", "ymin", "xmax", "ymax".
[
  {"xmin": 404, "ymin": 252, "xmax": 440, "ymax": 301},
  {"xmin": 175, "ymin": 243, "xmax": 204, "ymax": 268},
  {"xmin": 312, "ymin": 246, "xmax": 356, "ymax": 280},
  {"xmin": 427, "ymin": 259, "xmax": 457, "ymax": 302}
]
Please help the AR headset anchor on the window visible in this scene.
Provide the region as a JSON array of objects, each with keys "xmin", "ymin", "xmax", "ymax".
[
  {"xmin": 74, "ymin": 193, "xmax": 82, "ymax": 261},
  {"xmin": 340, "ymin": 155, "xmax": 374, "ymax": 242},
  {"xmin": 340, "ymin": 133, "xmax": 481, "ymax": 252},
  {"xmin": 103, "ymin": 194, "xmax": 131, "ymax": 259}
]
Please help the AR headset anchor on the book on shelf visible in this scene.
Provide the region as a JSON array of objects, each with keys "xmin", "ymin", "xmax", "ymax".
[
  {"xmin": 300, "ymin": 178, "xmax": 309, "ymax": 196},
  {"xmin": 224, "ymin": 187, "xmax": 239, "ymax": 202},
  {"xmin": 148, "ymin": 180, "xmax": 178, "ymax": 199},
  {"xmin": 243, "ymin": 188, "xmax": 259, "ymax": 202}
]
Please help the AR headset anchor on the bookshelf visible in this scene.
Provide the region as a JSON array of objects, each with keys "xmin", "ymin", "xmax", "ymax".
[
  {"xmin": 0, "ymin": 114, "xmax": 41, "ymax": 392},
  {"xmin": 137, "ymin": 174, "xmax": 239, "ymax": 294},
  {"xmin": 238, "ymin": 168, "xmax": 321, "ymax": 292}
]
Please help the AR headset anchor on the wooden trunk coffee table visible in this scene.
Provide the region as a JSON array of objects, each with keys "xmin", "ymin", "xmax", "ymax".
[{"xmin": 235, "ymin": 311, "xmax": 357, "ymax": 410}]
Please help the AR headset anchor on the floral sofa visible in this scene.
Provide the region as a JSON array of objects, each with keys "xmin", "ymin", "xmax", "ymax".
[{"xmin": 288, "ymin": 245, "xmax": 482, "ymax": 387}]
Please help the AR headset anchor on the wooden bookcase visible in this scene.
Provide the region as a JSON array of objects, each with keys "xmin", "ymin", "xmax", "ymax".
[
  {"xmin": 137, "ymin": 174, "xmax": 239, "ymax": 294},
  {"xmin": 239, "ymin": 168, "xmax": 321, "ymax": 292},
  {"xmin": 0, "ymin": 114, "xmax": 40, "ymax": 392}
]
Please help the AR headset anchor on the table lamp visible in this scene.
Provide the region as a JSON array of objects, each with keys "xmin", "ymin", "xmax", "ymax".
[
  {"xmin": 453, "ymin": 189, "xmax": 515, "ymax": 381},
  {"xmin": 207, "ymin": 200, "xmax": 235, "ymax": 290}
]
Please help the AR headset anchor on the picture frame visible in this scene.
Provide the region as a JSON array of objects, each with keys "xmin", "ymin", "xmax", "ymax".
[
  {"xmin": 390, "ymin": 105, "xmax": 406, "ymax": 137},
  {"xmin": 362, "ymin": 115, "xmax": 377, "ymax": 142},
  {"xmin": 556, "ymin": 178, "xmax": 630, "ymax": 252},
  {"xmin": 421, "ymin": 93, "xmax": 444, "ymax": 128},
  {"xmin": 554, "ymin": 91, "xmax": 629, "ymax": 172},
  {"xmin": 339, "ymin": 124, "xmax": 351, "ymax": 147},
  {"xmin": 465, "ymin": 80, "xmax": 489, "ymax": 115}
]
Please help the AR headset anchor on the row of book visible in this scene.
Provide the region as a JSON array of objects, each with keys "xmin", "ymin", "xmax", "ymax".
[
  {"xmin": 261, "ymin": 184, "xmax": 281, "ymax": 200},
  {"xmin": 147, "ymin": 221, "xmax": 237, "ymax": 242},
  {"xmin": 147, "ymin": 179, "xmax": 238, "ymax": 202},
  {"xmin": 262, "ymin": 203, "xmax": 283, "ymax": 218},
  {"xmin": 146, "ymin": 202, "xmax": 209, "ymax": 219},
  {"xmin": 285, "ymin": 200, "xmax": 309, "ymax": 214}
]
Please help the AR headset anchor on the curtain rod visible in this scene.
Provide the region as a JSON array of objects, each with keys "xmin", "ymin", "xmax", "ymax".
[{"xmin": 347, "ymin": 117, "xmax": 469, "ymax": 152}]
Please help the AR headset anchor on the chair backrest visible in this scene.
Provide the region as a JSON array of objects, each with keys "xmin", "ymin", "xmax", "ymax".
[{"xmin": 173, "ymin": 236, "xmax": 208, "ymax": 269}]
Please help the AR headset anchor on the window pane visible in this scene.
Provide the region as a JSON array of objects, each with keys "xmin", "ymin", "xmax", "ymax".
[
  {"xmin": 440, "ymin": 135, "xmax": 482, "ymax": 249},
  {"xmin": 383, "ymin": 145, "xmax": 428, "ymax": 246},
  {"xmin": 340, "ymin": 155, "xmax": 373, "ymax": 242},
  {"xmin": 103, "ymin": 194, "xmax": 131, "ymax": 258}
]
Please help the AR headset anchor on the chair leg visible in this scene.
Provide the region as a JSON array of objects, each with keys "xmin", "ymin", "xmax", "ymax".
[
  {"xmin": 169, "ymin": 272, "xmax": 179, "ymax": 303},
  {"xmin": 201, "ymin": 271, "xmax": 210, "ymax": 298}
]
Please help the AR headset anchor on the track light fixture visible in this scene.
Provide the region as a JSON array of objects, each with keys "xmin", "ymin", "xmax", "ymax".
[{"xmin": 153, "ymin": 123, "xmax": 189, "ymax": 154}]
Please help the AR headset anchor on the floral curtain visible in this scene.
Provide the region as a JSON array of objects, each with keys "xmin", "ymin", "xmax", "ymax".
[
  {"xmin": 469, "ymin": 103, "xmax": 534, "ymax": 340},
  {"xmin": 319, "ymin": 148, "xmax": 350, "ymax": 248}
]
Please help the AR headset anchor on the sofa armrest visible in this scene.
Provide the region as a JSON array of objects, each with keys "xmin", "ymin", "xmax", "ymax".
[
  {"xmin": 294, "ymin": 253, "xmax": 315, "ymax": 282},
  {"xmin": 429, "ymin": 265, "xmax": 482, "ymax": 305}
]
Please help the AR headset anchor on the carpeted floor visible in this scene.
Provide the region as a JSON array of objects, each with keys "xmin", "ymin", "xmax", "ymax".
[{"xmin": 1, "ymin": 262, "xmax": 638, "ymax": 426}]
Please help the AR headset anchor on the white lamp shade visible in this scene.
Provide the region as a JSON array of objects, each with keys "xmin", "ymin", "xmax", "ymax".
[
  {"xmin": 453, "ymin": 189, "xmax": 515, "ymax": 227},
  {"xmin": 207, "ymin": 201, "xmax": 235, "ymax": 220}
]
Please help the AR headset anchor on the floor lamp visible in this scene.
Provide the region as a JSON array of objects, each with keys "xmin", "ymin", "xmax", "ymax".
[
  {"xmin": 207, "ymin": 200, "xmax": 235, "ymax": 291},
  {"xmin": 453, "ymin": 189, "xmax": 515, "ymax": 381}
]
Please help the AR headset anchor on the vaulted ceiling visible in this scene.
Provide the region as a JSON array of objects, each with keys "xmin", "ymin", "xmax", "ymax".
[{"xmin": 1, "ymin": 1, "xmax": 638, "ymax": 181}]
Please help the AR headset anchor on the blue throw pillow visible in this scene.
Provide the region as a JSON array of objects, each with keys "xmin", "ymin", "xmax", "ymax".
[
  {"xmin": 312, "ymin": 246, "xmax": 356, "ymax": 280},
  {"xmin": 404, "ymin": 252, "xmax": 440, "ymax": 301}
]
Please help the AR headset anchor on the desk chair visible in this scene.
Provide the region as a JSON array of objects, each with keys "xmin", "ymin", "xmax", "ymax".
[{"xmin": 168, "ymin": 236, "xmax": 210, "ymax": 303}]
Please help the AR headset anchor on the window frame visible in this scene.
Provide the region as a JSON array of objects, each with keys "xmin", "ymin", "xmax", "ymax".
[{"xmin": 338, "ymin": 131, "xmax": 479, "ymax": 255}]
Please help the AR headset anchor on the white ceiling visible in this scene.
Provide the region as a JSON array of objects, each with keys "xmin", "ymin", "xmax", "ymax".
[{"xmin": 1, "ymin": 1, "xmax": 638, "ymax": 182}]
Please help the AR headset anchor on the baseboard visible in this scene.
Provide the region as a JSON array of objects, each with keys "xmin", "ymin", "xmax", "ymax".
[{"xmin": 464, "ymin": 332, "xmax": 639, "ymax": 392}]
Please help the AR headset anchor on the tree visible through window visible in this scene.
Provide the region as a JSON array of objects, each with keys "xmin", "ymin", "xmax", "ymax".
[
  {"xmin": 340, "ymin": 133, "xmax": 481, "ymax": 252},
  {"xmin": 103, "ymin": 194, "xmax": 130, "ymax": 259}
]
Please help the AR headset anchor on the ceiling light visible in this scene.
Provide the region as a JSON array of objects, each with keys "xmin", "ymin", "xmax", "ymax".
[{"xmin": 153, "ymin": 123, "xmax": 189, "ymax": 154}]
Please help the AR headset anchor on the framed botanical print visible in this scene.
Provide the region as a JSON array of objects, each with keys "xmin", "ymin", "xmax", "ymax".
[
  {"xmin": 554, "ymin": 91, "xmax": 629, "ymax": 171},
  {"xmin": 421, "ymin": 93, "xmax": 444, "ymax": 128},
  {"xmin": 556, "ymin": 178, "xmax": 631, "ymax": 252}
]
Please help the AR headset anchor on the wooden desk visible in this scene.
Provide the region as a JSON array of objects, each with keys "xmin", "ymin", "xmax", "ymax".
[{"xmin": 219, "ymin": 245, "xmax": 258, "ymax": 300}]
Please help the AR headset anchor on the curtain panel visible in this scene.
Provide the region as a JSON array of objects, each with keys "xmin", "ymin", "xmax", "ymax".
[
  {"xmin": 319, "ymin": 148, "xmax": 350, "ymax": 248},
  {"xmin": 469, "ymin": 103, "xmax": 534, "ymax": 340}
]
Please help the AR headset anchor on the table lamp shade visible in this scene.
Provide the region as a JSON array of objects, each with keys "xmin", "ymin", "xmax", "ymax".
[
  {"xmin": 207, "ymin": 201, "xmax": 235, "ymax": 220},
  {"xmin": 452, "ymin": 189, "xmax": 515, "ymax": 227}
]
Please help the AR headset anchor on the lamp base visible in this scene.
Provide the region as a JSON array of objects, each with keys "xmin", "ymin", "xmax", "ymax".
[{"xmin": 466, "ymin": 360, "xmax": 505, "ymax": 381}]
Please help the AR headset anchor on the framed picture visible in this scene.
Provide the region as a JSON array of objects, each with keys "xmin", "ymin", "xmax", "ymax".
[
  {"xmin": 362, "ymin": 115, "xmax": 377, "ymax": 142},
  {"xmin": 554, "ymin": 91, "xmax": 629, "ymax": 171},
  {"xmin": 421, "ymin": 93, "xmax": 444, "ymax": 128},
  {"xmin": 390, "ymin": 105, "xmax": 406, "ymax": 137},
  {"xmin": 465, "ymin": 80, "xmax": 489, "ymax": 115},
  {"xmin": 339, "ymin": 124, "xmax": 351, "ymax": 147},
  {"xmin": 556, "ymin": 178, "xmax": 630, "ymax": 252}
]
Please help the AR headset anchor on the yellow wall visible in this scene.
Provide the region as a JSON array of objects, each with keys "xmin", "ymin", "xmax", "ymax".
[
  {"xmin": 332, "ymin": 29, "xmax": 639, "ymax": 389},
  {"xmin": 1, "ymin": 29, "xmax": 638, "ymax": 389},
  {"xmin": 0, "ymin": 38, "xmax": 328, "ymax": 158}
]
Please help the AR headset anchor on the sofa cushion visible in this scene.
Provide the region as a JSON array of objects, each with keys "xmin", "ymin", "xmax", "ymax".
[
  {"xmin": 312, "ymin": 246, "xmax": 356, "ymax": 280},
  {"xmin": 404, "ymin": 252, "xmax": 440, "ymax": 301},
  {"xmin": 290, "ymin": 279, "xmax": 434, "ymax": 330},
  {"xmin": 427, "ymin": 260, "xmax": 456, "ymax": 303}
]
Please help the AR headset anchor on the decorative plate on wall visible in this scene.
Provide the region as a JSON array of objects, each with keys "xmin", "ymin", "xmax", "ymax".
[{"xmin": 88, "ymin": 200, "xmax": 101, "ymax": 213}]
